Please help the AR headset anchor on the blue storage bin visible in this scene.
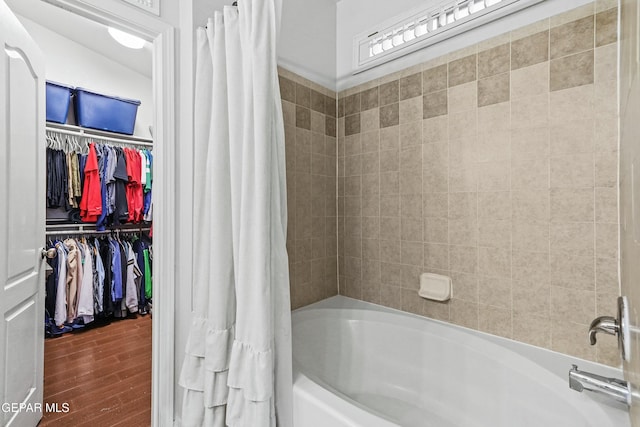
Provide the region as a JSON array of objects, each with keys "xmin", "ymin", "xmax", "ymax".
[
  {"xmin": 46, "ymin": 81, "xmax": 73, "ymax": 123},
  {"xmin": 74, "ymin": 88, "xmax": 141, "ymax": 135}
]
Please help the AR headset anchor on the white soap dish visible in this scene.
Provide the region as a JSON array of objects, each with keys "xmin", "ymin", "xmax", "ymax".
[{"xmin": 418, "ymin": 273, "xmax": 452, "ymax": 302}]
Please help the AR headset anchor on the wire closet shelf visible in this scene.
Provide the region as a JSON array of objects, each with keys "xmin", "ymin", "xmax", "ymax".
[{"xmin": 46, "ymin": 122, "xmax": 153, "ymax": 154}]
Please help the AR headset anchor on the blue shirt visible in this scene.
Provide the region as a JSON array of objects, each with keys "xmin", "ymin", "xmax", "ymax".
[{"xmin": 110, "ymin": 238, "xmax": 123, "ymax": 302}]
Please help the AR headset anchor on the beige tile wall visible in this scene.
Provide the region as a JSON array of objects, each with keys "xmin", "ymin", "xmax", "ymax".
[
  {"xmin": 337, "ymin": 1, "xmax": 621, "ymax": 366},
  {"xmin": 279, "ymin": 67, "xmax": 339, "ymax": 309}
]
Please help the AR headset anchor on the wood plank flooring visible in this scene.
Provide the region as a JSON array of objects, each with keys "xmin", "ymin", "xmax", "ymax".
[{"xmin": 39, "ymin": 315, "xmax": 152, "ymax": 427}]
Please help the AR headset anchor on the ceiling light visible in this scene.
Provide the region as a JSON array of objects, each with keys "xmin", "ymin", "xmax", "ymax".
[{"xmin": 108, "ymin": 27, "xmax": 146, "ymax": 49}]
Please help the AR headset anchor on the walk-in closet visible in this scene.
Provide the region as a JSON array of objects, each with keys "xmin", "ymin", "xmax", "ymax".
[{"xmin": 6, "ymin": 1, "xmax": 155, "ymax": 424}]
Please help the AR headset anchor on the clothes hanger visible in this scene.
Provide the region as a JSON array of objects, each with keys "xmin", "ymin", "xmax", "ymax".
[
  {"xmin": 48, "ymin": 134, "xmax": 57, "ymax": 149},
  {"xmin": 51, "ymin": 133, "xmax": 59, "ymax": 151},
  {"xmin": 46, "ymin": 133, "xmax": 55, "ymax": 149},
  {"xmin": 78, "ymin": 136, "xmax": 89, "ymax": 155},
  {"xmin": 72, "ymin": 135, "xmax": 83, "ymax": 154},
  {"xmin": 62, "ymin": 135, "xmax": 71, "ymax": 153}
]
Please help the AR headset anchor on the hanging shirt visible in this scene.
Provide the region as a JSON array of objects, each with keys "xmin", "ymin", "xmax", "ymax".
[
  {"xmin": 79, "ymin": 143, "xmax": 103, "ymax": 222},
  {"xmin": 120, "ymin": 240, "xmax": 130, "ymax": 317},
  {"xmin": 134, "ymin": 150, "xmax": 144, "ymax": 222},
  {"xmin": 143, "ymin": 248, "xmax": 152, "ymax": 300},
  {"xmin": 54, "ymin": 242, "xmax": 68, "ymax": 327},
  {"xmin": 110, "ymin": 238, "xmax": 123, "ymax": 302},
  {"xmin": 45, "ymin": 243, "xmax": 58, "ymax": 319},
  {"xmin": 132, "ymin": 245, "xmax": 143, "ymax": 312},
  {"xmin": 139, "ymin": 150, "xmax": 147, "ymax": 188},
  {"xmin": 133, "ymin": 239, "xmax": 147, "ymax": 311},
  {"xmin": 144, "ymin": 150, "xmax": 152, "ymax": 192},
  {"xmin": 112, "ymin": 240, "xmax": 129, "ymax": 318},
  {"xmin": 95, "ymin": 144, "xmax": 109, "ymax": 231},
  {"xmin": 119, "ymin": 240, "xmax": 128, "ymax": 301},
  {"xmin": 124, "ymin": 148, "xmax": 143, "ymax": 223},
  {"xmin": 92, "ymin": 239, "xmax": 105, "ymax": 315},
  {"xmin": 70, "ymin": 153, "xmax": 82, "ymax": 207},
  {"xmin": 76, "ymin": 242, "xmax": 95, "ymax": 324},
  {"xmin": 46, "ymin": 149, "xmax": 55, "ymax": 207},
  {"xmin": 46, "ymin": 148, "xmax": 70, "ymax": 209},
  {"xmin": 66, "ymin": 152, "xmax": 76, "ymax": 208},
  {"xmin": 106, "ymin": 146, "xmax": 118, "ymax": 217},
  {"xmin": 64, "ymin": 238, "xmax": 80, "ymax": 324},
  {"xmin": 143, "ymin": 150, "xmax": 153, "ymax": 221},
  {"xmin": 99, "ymin": 237, "xmax": 114, "ymax": 316},
  {"xmin": 124, "ymin": 242, "xmax": 139, "ymax": 313},
  {"xmin": 78, "ymin": 153, "xmax": 87, "ymax": 190},
  {"xmin": 113, "ymin": 148, "xmax": 130, "ymax": 225},
  {"xmin": 75, "ymin": 241, "xmax": 85, "ymax": 317}
]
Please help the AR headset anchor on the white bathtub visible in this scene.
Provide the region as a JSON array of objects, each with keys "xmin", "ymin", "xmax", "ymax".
[{"xmin": 292, "ymin": 296, "xmax": 630, "ymax": 427}]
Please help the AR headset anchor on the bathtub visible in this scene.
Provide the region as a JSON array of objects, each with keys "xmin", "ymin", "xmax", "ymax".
[{"xmin": 292, "ymin": 296, "xmax": 630, "ymax": 427}]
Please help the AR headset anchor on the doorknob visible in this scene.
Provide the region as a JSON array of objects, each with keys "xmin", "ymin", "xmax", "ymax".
[
  {"xmin": 588, "ymin": 296, "xmax": 630, "ymax": 362},
  {"xmin": 41, "ymin": 248, "xmax": 56, "ymax": 259}
]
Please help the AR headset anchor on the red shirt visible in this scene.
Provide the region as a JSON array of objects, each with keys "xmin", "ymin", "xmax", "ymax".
[
  {"xmin": 124, "ymin": 148, "xmax": 143, "ymax": 222},
  {"xmin": 80, "ymin": 143, "xmax": 102, "ymax": 222}
]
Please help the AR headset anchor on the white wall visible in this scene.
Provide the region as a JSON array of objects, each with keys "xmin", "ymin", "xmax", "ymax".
[
  {"xmin": 337, "ymin": 0, "xmax": 593, "ymax": 90},
  {"xmin": 18, "ymin": 16, "xmax": 153, "ymax": 138},
  {"xmin": 193, "ymin": 0, "xmax": 337, "ymax": 91},
  {"xmin": 279, "ymin": 0, "xmax": 337, "ymax": 90},
  {"xmin": 192, "ymin": 0, "xmax": 227, "ymax": 28}
]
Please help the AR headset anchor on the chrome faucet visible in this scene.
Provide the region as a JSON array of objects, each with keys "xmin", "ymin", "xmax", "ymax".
[
  {"xmin": 587, "ymin": 296, "xmax": 630, "ymax": 362},
  {"xmin": 569, "ymin": 365, "xmax": 630, "ymax": 406},
  {"xmin": 588, "ymin": 315, "xmax": 619, "ymax": 345},
  {"xmin": 569, "ymin": 296, "xmax": 632, "ymax": 406}
]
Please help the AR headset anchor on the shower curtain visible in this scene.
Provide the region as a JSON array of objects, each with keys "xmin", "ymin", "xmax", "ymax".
[{"xmin": 179, "ymin": 1, "xmax": 293, "ymax": 426}]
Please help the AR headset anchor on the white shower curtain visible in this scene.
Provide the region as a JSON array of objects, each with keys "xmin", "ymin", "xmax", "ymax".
[{"xmin": 179, "ymin": 1, "xmax": 293, "ymax": 426}]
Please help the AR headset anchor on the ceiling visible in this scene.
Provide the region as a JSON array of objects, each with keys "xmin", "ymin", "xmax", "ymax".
[{"xmin": 5, "ymin": 0, "xmax": 152, "ymax": 78}]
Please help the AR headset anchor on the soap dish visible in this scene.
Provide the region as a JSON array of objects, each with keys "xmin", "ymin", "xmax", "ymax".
[{"xmin": 418, "ymin": 273, "xmax": 452, "ymax": 302}]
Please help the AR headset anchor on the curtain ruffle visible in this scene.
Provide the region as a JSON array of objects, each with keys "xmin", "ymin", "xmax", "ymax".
[
  {"xmin": 181, "ymin": 332, "xmax": 277, "ymax": 426},
  {"xmin": 181, "ymin": 390, "xmax": 228, "ymax": 427},
  {"xmin": 226, "ymin": 340, "xmax": 274, "ymax": 401},
  {"xmin": 179, "ymin": 316, "xmax": 235, "ymax": 408},
  {"xmin": 226, "ymin": 387, "xmax": 275, "ymax": 427}
]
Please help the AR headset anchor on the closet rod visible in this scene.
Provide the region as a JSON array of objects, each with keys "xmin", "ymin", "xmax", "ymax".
[
  {"xmin": 46, "ymin": 123, "xmax": 154, "ymax": 148},
  {"xmin": 46, "ymin": 222, "xmax": 150, "ymax": 230},
  {"xmin": 45, "ymin": 226, "xmax": 151, "ymax": 237}
]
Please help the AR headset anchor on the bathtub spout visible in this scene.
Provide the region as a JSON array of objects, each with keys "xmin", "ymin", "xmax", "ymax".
[{"xmin": 569, "ymin": 365, "xmax": 630, "ymax": 406}]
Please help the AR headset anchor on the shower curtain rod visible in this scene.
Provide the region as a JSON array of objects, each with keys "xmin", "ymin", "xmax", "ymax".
[{"xmin": 46, "ymin": 123, "xmax": 154, "ymax": 148}]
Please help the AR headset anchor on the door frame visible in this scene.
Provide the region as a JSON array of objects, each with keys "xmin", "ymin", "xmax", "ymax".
[{"xmin": 38, "ymin": 1, "xmax": 177, "ymax": 425}]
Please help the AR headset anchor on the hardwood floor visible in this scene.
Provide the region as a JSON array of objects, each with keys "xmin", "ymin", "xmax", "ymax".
[{"xmin": 39, "ymin": 315, "xmax": 152, "ymax": 427}]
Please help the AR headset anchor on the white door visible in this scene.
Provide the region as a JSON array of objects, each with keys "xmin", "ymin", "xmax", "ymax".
[
  {"xmin": 0, "ymin": 1, "xmax": 46, "ymax": 426},
  {"xmin": 620, "ymin": 0, "xmax": 640, "ymax": 424}
]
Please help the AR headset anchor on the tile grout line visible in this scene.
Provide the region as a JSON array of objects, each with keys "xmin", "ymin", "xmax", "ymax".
[
  {"xmin": 508, "ymin": 32, "xmax": 515, "ymax": 342},
  {"xmin": 546, "ymin": 16, "xmax": 554, "ymax": 352}
]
